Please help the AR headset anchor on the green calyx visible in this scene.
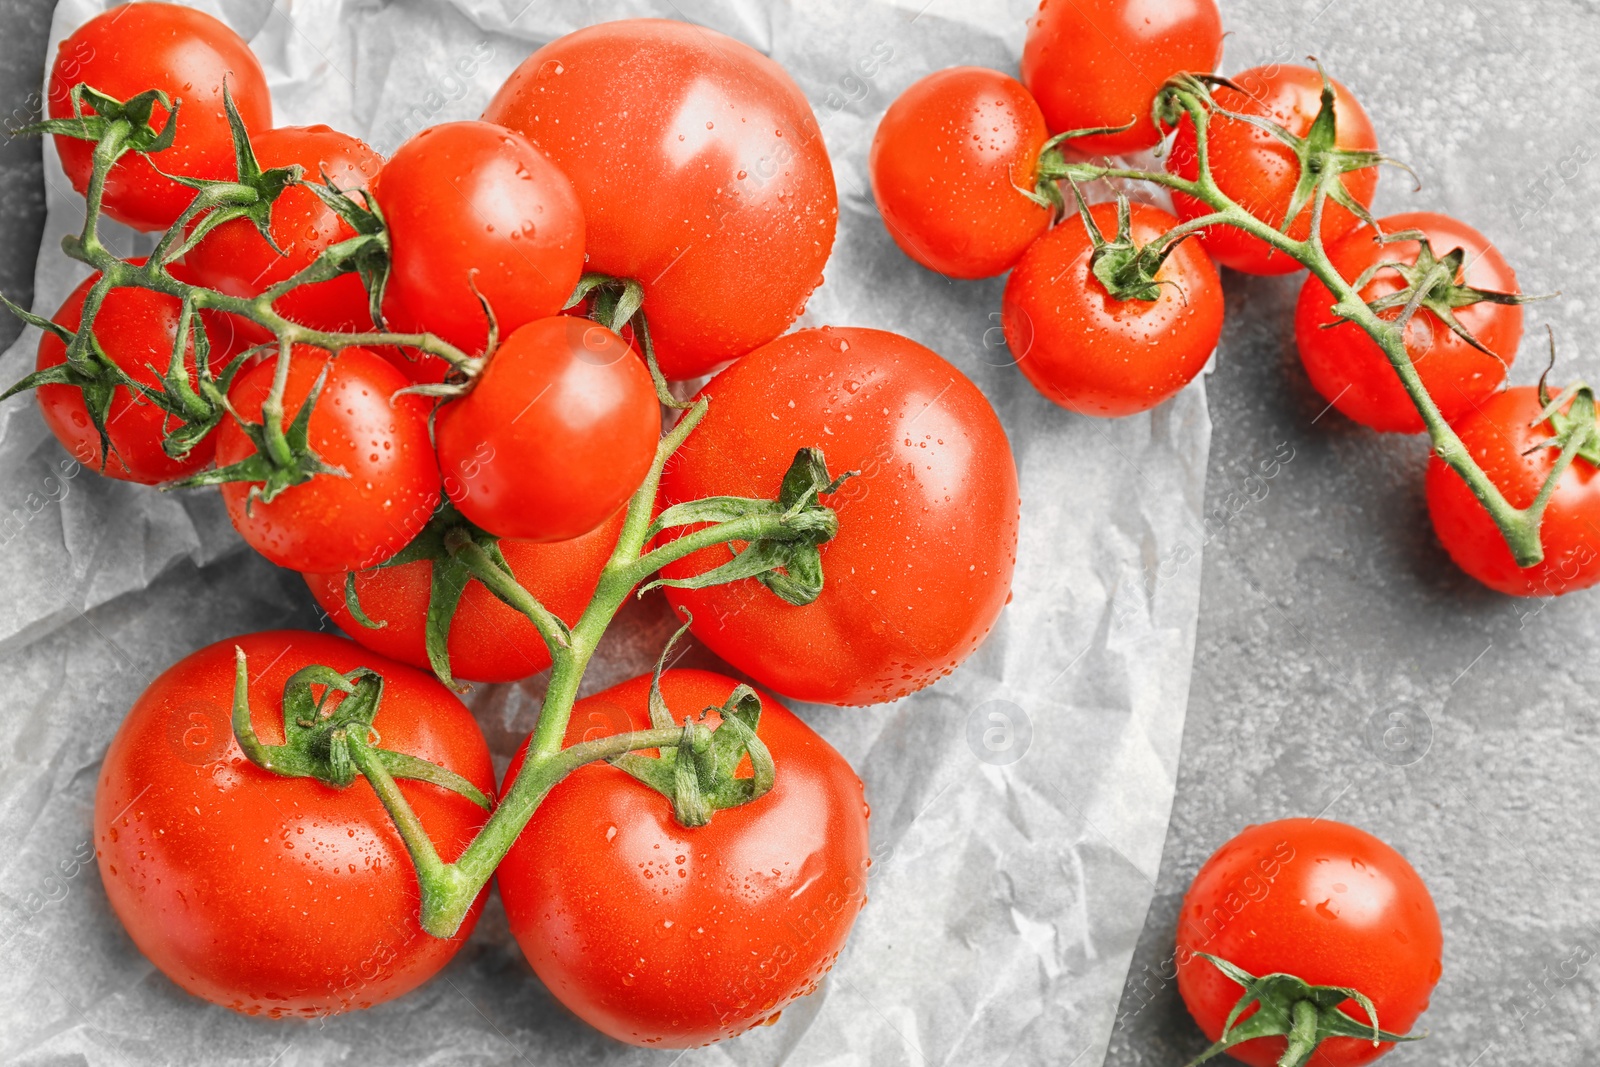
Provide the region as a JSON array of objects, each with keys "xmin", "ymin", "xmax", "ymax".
[
  {"xmin": 1529, "ymin": 333, "xmax": 1600, "ymax": 468},
  {"xmin": 563, "ymin": 272, "xmax": 684, "ymax": 408},
  {"xmin": 23, "ymin": 82, "xmax": 178, "ymax": 157},
  {"xmin": 1025, "ymin": 119, "xmax": 1140, "ymax": 221},
  {"xmin": 1187, "ymin": 953, "xmax": 1421, "ymax": 1067},
  {"xmin": 1062, "ymin": 183, "xmax": 1186, "ymax": 303}
]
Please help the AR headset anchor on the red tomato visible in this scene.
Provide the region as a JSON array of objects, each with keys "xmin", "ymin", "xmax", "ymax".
[
  {"xmin": 434, "ymin": 317, "xmax": 659, "ymax": 542},
  {"xmin": 374, "ymin": 121, "xmax": 585, "ymax": 356},
  {"xmin": 869, "ymin": 67, "xmax": 1051, "ymax": 279},
  {"xmin": 1426, "ymin": 386, "xmax": 1600, "ymax": 596},
  {"xmin": 1169, "ymin": 65, "xmax": 1379, "ymax": 275},
  {"xmin": 483, "ymin": 19, "xmax": 838, "ymax": 380},
  {"xmin": 1296, "ymin": 212, "xmax": 1523, "ymax": 434},
  {"xmin": 215, "ymin": 347, "xmax": 441, "ymax": 573},
  {"xmin": 94, "ymin": 630, "xmax": 495, "ymax": 1017},
  {"xmin": 1177, "ymin": 819, "xmax": 1441, "ymax": 1067},
  {"xmin": 303, "ymin": 508, "xmax": 625, "ymax": 683},
  {"xmin": 497, "ymin": 669, "xmax": 870, "ymax": 1047},
  {"xmin": 48, "ymin": 3, "xmax": 272, "ymax": 232},
  {"xmin": 1001, "ymin": 199, "xmax": 1223, "ymax": 416},
  {"xmin": 658, "ymin": 327, "xmax": 1019, "ymax": 706},
  {"xmin": 1022, "ymin": 0, "xmax": 1223, "ymax": 155},
  {"xmin": 184, "ymin": 125, "xmax": 384, "ymax": 339}
]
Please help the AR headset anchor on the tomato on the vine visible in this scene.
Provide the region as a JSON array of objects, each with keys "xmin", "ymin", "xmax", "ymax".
[
  {"xmin": 497, "ymin": 669, "xmax": 870, "ymax": 1047},
  {"xmin": 48, "ymin": 3, "xmax": 272, "ymax": 232},
  {"xmin": 658, "ymin": 327, "xmax": 1019, "ymax": 706},
  {"xmin": 483, "ymin": 19, "xmax": 838, "ymax": 380},
  {"xmin": 95, "ymin": 630, "xmax": 495, "ymax": 1017}
]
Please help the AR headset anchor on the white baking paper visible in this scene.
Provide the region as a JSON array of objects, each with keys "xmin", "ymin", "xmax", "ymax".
[{"xmin": 0, "ymin": 1, "xmax": 1212, "ymax": 1064}]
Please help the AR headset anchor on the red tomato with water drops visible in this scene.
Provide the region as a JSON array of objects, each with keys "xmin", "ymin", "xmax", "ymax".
[
  {"xmin": 483, "ymin": 19, "xmax": 838, "ymax": 380},
  {"xmin": 497, "ymin": 669, "xmax": 870, "ymax": 1047}
]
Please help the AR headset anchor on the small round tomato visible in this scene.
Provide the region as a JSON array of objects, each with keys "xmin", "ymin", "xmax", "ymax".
[
  {"xmin": 869, "ymin": 67, "xmax": 1051, "ymax": 279},
  {"xmin": 1427, "ymin": 386, "xmax": 1600, "ymax": 596},
  {"xmin": 215, "ymin": 346, "xmax": 441, "ymax": 573},
  {"xmin": 304, "ymin": 508, "xmax": 625, "ymax": 683},
  {"xmin": 184, "ymin": 125, "xmax": 384, "ymax": 339},
  {"xmin": 374, "ymin": 121, "xmax": 585, "ymax": 356},
  {"xmin": 1169, "ymin": 65, "xmax": 1379, "ymax": 275},
  {"xmin": 1177, "ymin": 819, "xmax": 1441, "ymax": 1067},
  {"xmin": 1296, "ymin": 212, "xmax": 1523, "ymax": 433},
  {"xmin": 434, "ymin": 317, "xmax": 659, "ymax": 543},
  {"xmin": 483, "ymin": 19, "xmax": 838, "ymax": 380},
  {"xmin": 497, "ymin": 669, "xmax": 870, "ymax": 1047},
  {"xmin": 1002, "ymin": 199, "xmax": 1223, "ymax": 416},
  {"xmin": 658, "ymin": 327, "xmax": 1019, "ymax": 706},
  {"xmin": 48, "ymin": 3, "xmax": 272, "ymax": 232},
  {"xmin": 95, "ymin": 630, "xmax": 495, "ymax": 1017},
  {"xmin": 1022, "ymin": 0, "xmax": 1223, "ymax": 155}
]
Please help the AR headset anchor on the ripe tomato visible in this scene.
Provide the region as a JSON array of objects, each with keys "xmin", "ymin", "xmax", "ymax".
[
  {"xmin": 497, "ymin": 669, "xmax": 870, "ymax": 1047},
  {"xmin": 95, "ymin": 630, "xmax": 495, "ymax": 1017},
  {"xmin": 184, "ymin": 125, "xmax": 384, "ymax": 339},
  {"xmin": 1426, "ymin": 386, "xmax": 1600, "ymax": 596},
  {"xmin": 1296, "ymin": 212, "xmax": 1523, "ymax": 434},
  {"xmin": 215, "ymin": 347, "xmax": 440, "ymax": 573},
  {"xmin": 304, "ymin": 508, "xmax": 625, "ymax": 684},
  {"xmin": 1176, "ymin": 819, "xmax": 1441, "ymax": 1067},
  {"xmin": 483, "ymin": 19, "xmax": 838, "ymax": 380},
  {"xmin": 434, "ymin": 317, "xmax": 659, "ymax": 543},
  {"xmin": 1001, "ymin": 199, "xmax": 1223, "ymax": 416},
  {"xmin": 658, "ymin": 327, "xmax": 1019, "ymax": 706},
  {"xmin": 869, "ymin": 67, "xmax": 1051, "ymax": 279},
  {"xmin": 374, "ymin": 121, "xmax": 585, "ymax": 356},
  {"xmin": 48, "ymin": 3, "xmax": 272, "ymax": 232},
  {"xmin": 1022, "ymin": 0, "xmax": 1223, "ymax": 155},
  {"xmin": 1169, "ymin": 65, "xmax": 1379, "ymax": 275}
]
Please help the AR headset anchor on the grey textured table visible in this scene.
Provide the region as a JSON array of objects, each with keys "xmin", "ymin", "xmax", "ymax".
[{"xmin": 2, "ymin": 2, "xmax": 1597, "ymax": 1065}]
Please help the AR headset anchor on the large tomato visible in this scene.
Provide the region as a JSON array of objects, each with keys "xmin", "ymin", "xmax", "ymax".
[
  {"xmin": 497, "ymin": 669, "xmax": 870, "ymax": 1047},
  {"xmin": 658, "ymin": 327, "xmax": 1019, "ymax": 706},
  {"xmin": 483, "ymin": 19, "xmax": 838, "ymax": 380},
  {"xmin": 94, "ymin": 630, "xmax": 495, "ymax": 1017},
  {"xmin": 48, "ymin": 3, "xmax": 272, "ymax": 232}
]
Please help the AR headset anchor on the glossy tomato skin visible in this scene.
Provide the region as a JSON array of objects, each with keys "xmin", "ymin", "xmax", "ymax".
[
  {"xmin": 1002, "ymin": 200, "xmax": 1222, "ymax": 416},
  {"xmin": 1296, "ymin": 212, "xmax": 1522, "ymax": 434},
  {"xmin": 1176, "ymin": 819, "xmax": 1441, "ymax": 1067},
  {"xmin": 49, "ymin": 3, "xmax": 272, "ymax": 232},
  {"xmin": 374, "ymin": 121, "xmax": 585, "ymax": 356},
  {"xmin": 658, "ymin": 328, "xmax": 1020, "ymax": 706},
  {"xmin": 1169, "ymin": 66, "xmax": 1378, "ymax": 276},
  {"xmin": 215, "ymin": 347, "xmax": 441, "ymax": 573},
  {"xmin": 304, "ymin": 508, "xmax": 625, "ymax": 683},
  {"xmin": 1022, "ymin": 0, "xmax": 1223, "ymax": 155},
  {"xmin": 94, "ymin": 630, "xmax": 495, "ymax": 1017},
  {"xmin": 870, "ymin": 67, "xmax": 1051, "ymax": 278},
  {"xmin": 184, "ymin": 126, "xmax": 384, "ymax": 339},
  {"xmin": 497, "ymin": 669, "xmax": 870, "ymax": 1047},
  {"xmin": 483, "ymin": 19, "xmax": 838, "ymax": 380},
  {"xmin": 1426, "ymin": 387, "xmax": 1600, "ymax": 597},
  {"xmin": 434, "ymin": 317, "xmax": 660, "ymax": 542}
]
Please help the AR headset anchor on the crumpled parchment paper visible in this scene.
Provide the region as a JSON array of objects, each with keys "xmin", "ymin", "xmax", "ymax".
[{"xmin": 0, "ymin": 1, "xmax": 1213, "ymax": 1064}]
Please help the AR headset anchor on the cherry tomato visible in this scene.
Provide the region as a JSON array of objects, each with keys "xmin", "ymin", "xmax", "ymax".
[
  {"xmin": 497, "ymin": 669, "xmax": 870, "ymax": 1047},
  {"xmin": 1001, "ymin": 199, "xmax": 1223, "ymax": 416},
  {"xmin": 48, "ymin": 3, "xmax": 272, "ymax": 232},
  {"xmin": 94, "ymin": 630, "xmax": 495, "ymax": 1017},
  {"xmin": 434, "ymin": 317, "xmax": 659, "ymax": 543},
  {"xmin": 658, "ymin": 327, "xmax": 1019, "ymax": 706},
  {"xmin": 1296, "ymin": 212, "xmax": 1522, "ymax": 433},
  {"xmin": 1169, "ymin": 65, "xmax": 1379, "ymax": 275},
  {"xmin": 1426, "ymin": 386, "xmax": 1600, "ymax": 596},
  {"xmin": 1176, "ymin": 819, "xmax": 1441, "ymax": 1067},
  {"xmin": 303, "ymin": 508, "xmax": 625, "ymax": 684},
  {"xmin": 1022, "ymin": 0, "xmax": 1223, "ymax": 155},
  {"xmin": 483, "ymin": 19, "xmax": 838, "ymax": 380},
  {"xmin": 374, "ymin": 121, "xmax": 585, "ymax": 356},
  {"xmin": 215, "ymin": 347, "xmax": 440, "ymax": 573}
]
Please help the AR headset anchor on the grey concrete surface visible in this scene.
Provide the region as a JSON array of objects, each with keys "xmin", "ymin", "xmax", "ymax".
[{"xmin": 2, "ymin": 1, "xmax": 1598, "ymax": 1065}]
